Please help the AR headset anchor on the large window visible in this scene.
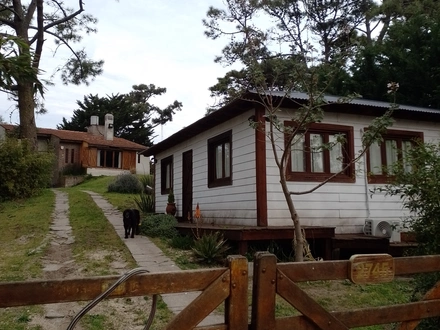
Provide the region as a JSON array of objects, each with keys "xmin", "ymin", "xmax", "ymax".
[
  {"xmin": 367, "ymin": 129, "xmax": 423, "ymax": 183},
  {"xmin": 208, "ymin": 130, "xmax": 232, "ymax": 188},
  {"xmin": 286, "ymin": 122, "xmax": 355, "ymax": 182},
  {"xmin": 97, "ymin": 150, "xmax": 121, "ymax": 168},
  {"xmin": 161, "ymin": 156, "xmax": 173, "ymax": 194}
]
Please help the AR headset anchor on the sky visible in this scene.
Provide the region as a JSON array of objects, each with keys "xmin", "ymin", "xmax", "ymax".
[{"xmin": 0, "ymin": 0, "xmax": 235, "ymax": 143}]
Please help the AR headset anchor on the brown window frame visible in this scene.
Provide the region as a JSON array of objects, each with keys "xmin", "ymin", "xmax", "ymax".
[
  {"xmin": 65, "ymin": 148, "xmax": 69, "ymax": 163},
  {"xmin": 285, "ymin": 122, "xmax": 355, "ymax": 183},
  {"xmin": 98, "ymin": 149, "xmax": 122, "ymax": 169},
  {"xmin": 208, "ymin": 130, "xmax": 232, "ymax": 188},
  {"xmin": 366, "ymin": 129, "xmax": 423, "ymax": 184},
  {"xmin": 161, "ymin": 156, "xmax": 173, "ymax": 195}
]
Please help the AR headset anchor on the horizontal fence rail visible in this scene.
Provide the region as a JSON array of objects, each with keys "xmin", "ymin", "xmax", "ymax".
[
  {"xmin": 2, "ymin": 254, "xmax": 440, "ymax": 329},
  {"xmin": 252, "ymin": 253, "xmax": 440, "ymax": 330}
]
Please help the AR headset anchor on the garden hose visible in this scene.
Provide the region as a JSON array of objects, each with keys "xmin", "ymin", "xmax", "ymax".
[{"xmin": 66, "ymin": 267, "xmax": 157, "ymax": 330}]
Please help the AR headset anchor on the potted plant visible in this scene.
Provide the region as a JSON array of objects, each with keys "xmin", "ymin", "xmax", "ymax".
[{"xmin": 166, "ymin": 190, "xmax": 176, "ymax": 216}]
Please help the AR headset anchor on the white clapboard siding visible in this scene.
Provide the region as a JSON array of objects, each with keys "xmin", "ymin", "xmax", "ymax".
[
  {"xmin": 264, "ymin": 110, "xmax": 440, "ymax": 233},
  {"xmin": 155, "ymin": 111, "xmax": 258, "ymax": 225},
  {"xmin": 153, "ymin": 105, "xmax": 440, "ymax": 233}
]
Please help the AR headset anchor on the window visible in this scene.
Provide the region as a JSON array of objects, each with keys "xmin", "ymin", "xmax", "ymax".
[
  {"xmin": 367, "ymin": 129, "xmax": 423, "ymax": 183},
  {"xmin": 208, "ymin": 130, "xmax": 232, "ymax": 188},
  {"xmin": 286, "ymin": 122, "xmax": 355, "ymax": 182},
  {"xmin": 65, "ymin": 148, "xmax": 69, "ymax": 163},
  {"xmin": 161, "ymin": 156, "xmax": 173, "ymax": 194},
  {"xmin": 97, "ymin": 150, "xmax": 121, "ymax": 168}
]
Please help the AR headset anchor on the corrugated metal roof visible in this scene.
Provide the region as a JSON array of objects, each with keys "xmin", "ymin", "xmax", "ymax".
[
  {"xmin": 145, "ymin": 90, "xmax": 440, "ymax": 156},
  {"xmin": 253, "ymin": 90, "xmax": 440, "ymax": 114}
]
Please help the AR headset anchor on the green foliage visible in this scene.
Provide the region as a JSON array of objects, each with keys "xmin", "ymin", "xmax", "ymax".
[
  {"xmin": 373, "ymin": 141, "xmax": 440, "ymax": 328},
  {"xmin": 58, "ymin": 84, "xmax": 182, "ymax": 146},
  {"xmin": 0, "ymin": 35, "xmax": 43, "ymax": 96},
  {"xmin": 107, "ymin": 173, "xmax": 142, "ymax": 194},
  {"xmin": 139, "ymin": 214, "xmax": 178, "ymax": 238},
  {"xmin": 192, "ymin": 232, "xmax": 230, "ymax": 264},
  {"xmin": 139, "ymin": 174, "xmax": 154, "ymax": 193},
  {"xmin": 134, "ymin": 192, "xmax": 155, "ymax": 214},
  {"xmin": 167, "ymin": 190, "xmax": 175, "ymax": 203},
  {"xmin": 0, "ymin": 138, "xmax": 54, "ymax": 201},
  {"xmin": 170, "ymin": 235, "xmax": 194, "ymax": 250}
]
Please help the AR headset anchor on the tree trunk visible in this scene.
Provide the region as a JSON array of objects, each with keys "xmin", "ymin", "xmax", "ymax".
[
  {"xmin": 18, "ymin": 81, "xmax": 37, "ymax": 149},
  {"xmin": 279, "ymin": 177, "xmax": 304, "ymax": 262}
]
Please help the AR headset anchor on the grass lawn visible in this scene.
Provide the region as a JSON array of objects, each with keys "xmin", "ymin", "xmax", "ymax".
[{"xmin": 0, "ymin": 176, "xmax": 421, "ymax": 329}]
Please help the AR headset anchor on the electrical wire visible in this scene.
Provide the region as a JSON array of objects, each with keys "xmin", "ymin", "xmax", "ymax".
[{"xmin": 66, "ymin": 267, "xmax": 157, "ymax": 330}]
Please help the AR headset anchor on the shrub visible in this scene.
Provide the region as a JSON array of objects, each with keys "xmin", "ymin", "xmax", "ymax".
[
  {"xmin": 0, "ymin": 138, "xmax": 54, "ymax": 201},
  {"xmin": 107, "ymin": 173, "xmax": 142, "ymax": 194},
  {"xmin": 170, "ymin": 235, "xmax": 194, "ymax": 250},
  {"xmin": 139, "ymin": 214, "xmax": 178, "ymax": 238},
  {"xmin": 134, "ymin": 192, "xmax": 155, "ymax": 214},
  {"xmin": 139, "ymin": 174, "xmax": 154, "ymax": 194},
  {"xmin": 374, "ymin": 141, "xmax": 440, "ymax": 329},
  {"xmin": 192, "ymin": 232, "xmax": 230, "ymax": 264}
]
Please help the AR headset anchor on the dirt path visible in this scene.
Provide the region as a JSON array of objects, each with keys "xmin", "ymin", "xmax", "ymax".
[{"xmin": 29, "ymin": 190, "xmax": 154, "ymax": 330}]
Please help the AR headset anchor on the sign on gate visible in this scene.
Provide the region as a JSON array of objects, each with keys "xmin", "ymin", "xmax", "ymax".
[{"xmin": 349, "ymin": 254, "xmax": 394, "ymax": 284}]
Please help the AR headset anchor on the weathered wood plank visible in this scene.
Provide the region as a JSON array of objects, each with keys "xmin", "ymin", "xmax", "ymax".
[
  {"xmin": 275, "ymin": 299, "xmax": 440, "ymax": 329},
  {"xmin": 277, "ymin": 260, "xmax": 348, "ymax": 282},
  {"xmin": 394, "ymin": 255, "xmax": 440, "ymax": 275},
  {"xmin": 165, "ymin": 270, "xmax": 230, "ymax": 330},
  {"xmin": 251, "ymin": 252, "xmax": 277, "ymax": 330},
  {"xmin": 0, "ymin": 268, "xmax": 226, "ymax": 308},
  {"xmin": 276, "ymin": 269, "xmax": 349, "ymax": 330},
  {"xmin": 396, "ymin": 281, "xmax": 440, "ymax": 330},
  {"xmin": 277, "ymin": 255, "xmax": 440, "ymax": 282},
  {"xmin": 225, "ymin": 255, "xmax": 249, "ymax": 330}
]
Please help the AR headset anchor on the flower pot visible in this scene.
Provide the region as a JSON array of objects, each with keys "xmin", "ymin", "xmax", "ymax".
[{"xmin": 166, "ymin": 203, "xmax": 176, "ymax": 216}]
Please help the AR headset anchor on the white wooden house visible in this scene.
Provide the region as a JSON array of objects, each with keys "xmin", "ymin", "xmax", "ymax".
[{"xmin": 145, "ymin": 91, "xmax": 440, "ymax": 237}]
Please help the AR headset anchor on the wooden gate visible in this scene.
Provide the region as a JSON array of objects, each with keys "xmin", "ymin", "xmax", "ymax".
[
  {"xmin": 0, "ymin": 255, "xmax": 248, "ymax": 330},
  {"xmin": 251, "ymin": 252, "xmax": 440, "ymax": 330},
  {"xmin": 2, "ymin": 253, "xmax": 440, "ymax": 329}
]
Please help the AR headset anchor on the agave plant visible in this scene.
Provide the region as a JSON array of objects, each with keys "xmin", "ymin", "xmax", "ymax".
[
  {"xmin": 134, "ymin": 192, "xmax": 154, "ymax": 214},
  {"xmin": 192, "ymin": 232, "xmax": 229, "ymax": 264}
]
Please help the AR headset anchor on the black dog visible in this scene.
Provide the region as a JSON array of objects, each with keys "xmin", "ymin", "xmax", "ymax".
[{"xmin": 123, "ymin": 209, "xmax": 140, "ymax": 238}]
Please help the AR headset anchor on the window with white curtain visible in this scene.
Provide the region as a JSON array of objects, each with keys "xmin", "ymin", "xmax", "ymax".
[
  {"xmin": 286, "ymin": 122, "xmax": 355, "ymax": 183},
  {"xmin": 367, "ymin": 129, "xmax": 423, "ymax": 183},
  {"xmin": 208, "ymin": 130, "xmax": 232, "ymax": 188}
]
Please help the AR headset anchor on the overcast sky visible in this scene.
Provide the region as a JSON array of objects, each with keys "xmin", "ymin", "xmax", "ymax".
[{"xmin": 0, "ymin": 0, "xmax": 235, "ymax": 143}]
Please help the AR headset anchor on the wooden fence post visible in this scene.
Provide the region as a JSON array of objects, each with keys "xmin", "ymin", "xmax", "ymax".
[
  {"xmin": 251, "ymin": 252, "xmax": 277, "ymax": 330},
  {"xmin": 225, "ymin": 255, "xmax": 249, "ymax": 329}
]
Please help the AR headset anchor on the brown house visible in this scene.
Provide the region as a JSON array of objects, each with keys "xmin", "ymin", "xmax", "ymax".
[{"xmin": 0, "ymin": 114, "xmax": 150, "ymax": 186}]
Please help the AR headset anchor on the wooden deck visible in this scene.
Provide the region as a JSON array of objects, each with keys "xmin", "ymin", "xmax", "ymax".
[
  {"xmin": 175, "ymin": 223, "xmax": 418, "ymax": 260},
  {"xmin": 175, "ymin": 223, "xmax": 335, "ymax": 259}
]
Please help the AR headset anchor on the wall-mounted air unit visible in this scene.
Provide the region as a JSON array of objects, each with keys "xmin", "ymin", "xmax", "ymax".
[
  {"xmin": 363, "ymin": 219, "xmax": 401, "ymax": 242},
  {"xmin": 364, "ymin": 219, "xmax": 392, "ymax": 237}
]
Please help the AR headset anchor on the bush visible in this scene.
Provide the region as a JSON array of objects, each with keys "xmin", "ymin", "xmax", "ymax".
[
  {"xmin": 375, "ymin": 141, "xmax": 440, "ymax": 329},
  {"xmin": 139, "ymin": 174, "xmax": 154, "ymax": 194},
  {"xmin": 192, "ymin": 232, "xmax": 230, "ymax": 264},
  {"xmin": 0, "ymin": 138, "xmax": 54, "ymax": 201},
  {"xmin": 107, "ymin": 173, "xmax": 142, "ymax": 194},
  {"xmin": 139, "ymin": 214, "xmax": 178, "ymax": 238},
  {"xmin": 170, "ymin": 235, "xmax": 194, "ymax": 250},
  {"xmin": 134, "ymin": 192, "xmax": 155, "ymax": 214}
]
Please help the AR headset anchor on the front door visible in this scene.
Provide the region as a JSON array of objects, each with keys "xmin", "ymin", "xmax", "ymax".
[{"xmin": 182, "ymin": 150, "xmax": 193, "ymax": 222}]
